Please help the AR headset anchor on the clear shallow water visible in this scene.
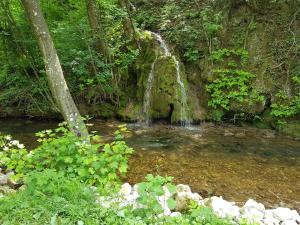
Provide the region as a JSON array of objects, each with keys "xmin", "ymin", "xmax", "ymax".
[{"xmin": 0, "ymin": 119, "xmax": 299, "ymax": 209}]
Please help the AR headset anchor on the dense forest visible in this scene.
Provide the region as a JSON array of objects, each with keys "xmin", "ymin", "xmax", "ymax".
[
  {"xmin": 0, "ymin": 0, "xmax": 299, "ymax": 136},
  {"xmin": 0, "ymin": 0, "xmax": 299, "ymax": 224}
]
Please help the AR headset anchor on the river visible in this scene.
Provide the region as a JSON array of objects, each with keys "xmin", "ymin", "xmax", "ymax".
[{"xmin": 0, "ymin": 119, "xmax": 299, "ymax": 210}]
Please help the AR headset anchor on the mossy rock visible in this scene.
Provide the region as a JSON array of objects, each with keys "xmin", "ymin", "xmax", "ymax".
[{"xmin": 117, "ymin": 102, "xmax": 142, "ymax": 122}]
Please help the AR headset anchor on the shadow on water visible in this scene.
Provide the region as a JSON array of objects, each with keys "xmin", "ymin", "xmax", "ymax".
[{"xmin": 0, "ymin": 119, "xmax": 299, "ymax": 209}]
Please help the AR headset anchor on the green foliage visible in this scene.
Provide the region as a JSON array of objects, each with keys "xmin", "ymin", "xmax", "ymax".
[
  {"xmin": 200, "ymin": 5, "xmax": 223, "ymax": 37},
  {"xmin": 206, "ymin": 48, "xmax": 264, "ymax": 111},
  {"xmin": 271, "ymin": 74, "xmax": 300, "ymax": 120},
  {"xmin": 0, "ymin": 170, "xmax": 104, "ymax": 225},
  {"xmin": 186, "ymin": 202, "xmax": 233, "ymax": 225},
  {"xmin": 0, "ymin": 169, "xmax": 238, "ymax": 225},
  {"xmin": 0, "ymin": 123, "xmax": 133, "ymax": 189},
  {"xmin": 206, "ymin": 69, "xmax": 256, "ymax": 110},
  {"xmin": 134, "ymin": 174, "xmax": 177, "ymax": 218}
]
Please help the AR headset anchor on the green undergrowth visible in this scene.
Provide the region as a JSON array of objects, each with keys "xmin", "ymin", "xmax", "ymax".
[
  {"xmin": 0, "ymin": 170, "xmax": 236, "ymax": 225},
  {"xmin": 0, "ymin": 124, "xmax": 249, "ymax": 225}
]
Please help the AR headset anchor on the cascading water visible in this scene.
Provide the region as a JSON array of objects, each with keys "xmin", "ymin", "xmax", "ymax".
[
  {"xmin": 173, "ymin": 56, "xmax": 191, "ymax": 126},
  {"xmin": 143, "ymin": 57, "xmax": 157, "ymax": 125},
  {"xmin": 143, "ymin": 32, "xmax": 191, "ymax": 126}
]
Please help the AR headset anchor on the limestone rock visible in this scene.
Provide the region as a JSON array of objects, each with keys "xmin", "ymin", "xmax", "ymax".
[
  {"xmin": 208, "ymin": 196, "xmax": 240, "ymax": 219},
  {"xmin": 272, "ymin": 207, "xmax": 299, "ymax": 221},
  {"xmin": 175, "ymin": 184, "xmax": 203, "ymax": 211},
  {"xmin": 176, "ymin": 184, "xmax": 191, "ymax": 193},
  {"xmin": 241, "ymin": 199, "xmax": 265, "ymax": 223},
  {"xmin": 170, "ymin": 212, "xmax": 182, "ymax": 217},
  {"xmin": 281, "ymin": 220, "xmax": 298, "ymax": 225},
  {"xmin": 0, "ymin": 174, "xmax": 8, "ymax": 185},
  {"xmin": 119, "ymin": 183, "xmax": 132, "ymax": 196}
]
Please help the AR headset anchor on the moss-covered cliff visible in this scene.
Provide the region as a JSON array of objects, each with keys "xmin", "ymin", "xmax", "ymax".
[{"xmin": 119, "ymin": 0, "xmax": 299, "ymax": 136}]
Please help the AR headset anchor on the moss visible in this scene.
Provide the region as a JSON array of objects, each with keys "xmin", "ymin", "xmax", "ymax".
[{"xmin": 117, "ymin": 102, "xmax": 142, "ymax": 122}]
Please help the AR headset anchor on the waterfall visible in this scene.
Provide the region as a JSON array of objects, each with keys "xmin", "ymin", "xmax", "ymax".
[
  {"xmin": 143, "ymin": 32, "xmax": 190, "ymax": 126},
  {"xmin": 143, "ymin": 57, "xmax": 157, "ymax": 125},
  {"xmin": 173, "ymin": 56, "xmax": 191, "ymax": 126}
]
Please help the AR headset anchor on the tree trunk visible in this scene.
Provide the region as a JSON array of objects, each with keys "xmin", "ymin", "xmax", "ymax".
[
  {"xmin": 21, "ymin": 0, "xmax": 89, "ymax": 141},
  {"xmin": 86, "ymin": 0, "xmax": 110, "ymax": 62}
]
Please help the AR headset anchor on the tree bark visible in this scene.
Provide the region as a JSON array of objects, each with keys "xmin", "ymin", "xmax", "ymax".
[
  {"xmin": 21, "ymin": 0, "xmax": 89, "ymax": 140},
  {"xmin": 86, "ymin": 0, "xmax": 110, "ymax": 62}
]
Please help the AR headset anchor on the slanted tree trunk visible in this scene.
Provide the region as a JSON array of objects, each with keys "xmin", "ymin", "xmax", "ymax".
[
  {"xmin": 21, "ymin": 0, "xmax": 89, "ymax": 140},
  {"xmin": 86, "ymin": 0, "xmax": 110, "ymax": 62}
]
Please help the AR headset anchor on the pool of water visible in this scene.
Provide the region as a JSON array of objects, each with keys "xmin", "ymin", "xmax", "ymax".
[{"xmin": 0, "ymin": 119, "xmax": 299, "ymax": 209}]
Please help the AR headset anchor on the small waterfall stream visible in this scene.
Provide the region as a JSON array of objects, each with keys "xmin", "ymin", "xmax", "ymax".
[
  {"xmin": 143, "ymin": 57, "xmax": 157, "ymax": 125},
  {"xmin": 143, "ymin": 32, "xmax": 190, "ymax": 126}
]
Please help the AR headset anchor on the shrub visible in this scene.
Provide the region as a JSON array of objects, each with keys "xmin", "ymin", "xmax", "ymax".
[{"xmin": 0, "ymin": 123, "xmax": 133, "ymax": 190}]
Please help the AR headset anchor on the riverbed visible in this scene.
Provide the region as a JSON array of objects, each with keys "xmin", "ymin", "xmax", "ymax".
[{"xmin": 0, "ymin": 119, "xmax": 299, "ymax": 210}]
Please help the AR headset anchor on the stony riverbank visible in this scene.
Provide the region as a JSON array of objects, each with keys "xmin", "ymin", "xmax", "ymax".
[
  {"xmin": 1, "ymin": 170, "xmax": 299, "ymax": 225},
  {"xmin": 97, "ymin": 183, "xmax": 299, "ymax": 225}
]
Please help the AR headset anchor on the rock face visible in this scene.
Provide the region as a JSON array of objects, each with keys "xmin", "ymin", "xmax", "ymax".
[
  {"xmin": 134, "ymin": 31, "xmax": 191, "ymax": 123},
  {"xmin": 96, "ymin": 183, "xmax": 300, "ymax": 225}
]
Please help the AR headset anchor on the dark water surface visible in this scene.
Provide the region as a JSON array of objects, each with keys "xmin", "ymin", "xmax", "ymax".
[{"xmin": 0, "ymin": 119, "xmax": 299, "ymax": 209}]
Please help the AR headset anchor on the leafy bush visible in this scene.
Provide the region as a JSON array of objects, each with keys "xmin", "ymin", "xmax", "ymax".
[
  {"xmin": 134, "ymin": 174, "xmax": 177, "ymax": 218},
  {"xmin": 206, "ymin": 48, "xmax": 264, "ymax": 111},
  {"xmin": 0, "ymin": 123, "xmax": 133, "ymax": 189},
  {"xmin": 0, "ymin": 170, "xmax": 239, "ymax": 225},
  {"xmin": 271, "ymin": 74, "xmax": 300, "ymax": 120}
]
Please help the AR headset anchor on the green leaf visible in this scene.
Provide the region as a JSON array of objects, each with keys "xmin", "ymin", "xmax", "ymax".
[{"xmin": 167, "ymin": 198, "xmax": 177, "ymax": 210}]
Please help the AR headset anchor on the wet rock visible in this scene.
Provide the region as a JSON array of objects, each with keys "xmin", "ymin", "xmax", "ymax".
[
  {"xmin": 208, "ymin": 196, "xmax": 240, "ymax": 219},
  {"xmin": 224, "ymin": 130, "xmax": 234, "ymax": 136},
  {"xmin": 235, "ymin": 132, "xmax": 246, "ymax": 138}
]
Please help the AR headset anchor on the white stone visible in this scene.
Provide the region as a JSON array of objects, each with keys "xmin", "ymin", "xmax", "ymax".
[
  {"xmin": 163, "ymin": 185, "xmax": 172, "ymax": 198},
  {"xmin": 170, "ymin": 212, "xmax": 182, "ymax": 217},
  {"xmin": 209, "ymin": 196, "xmax": 240, "ymax": 219},
  {"xmin": 281, "ymin": 220, "xmax": 298, "ymax": 225},
  {"xmin": 175, "ymin": 191, "xmax": 203, "ymax": 211},
  {"xmin": 263, "ymin": 210, "xmax": 280, "ymax": 225},
  {"xmin": 241, "ymin": 199, "xmax": 265, "ymax": 223},
  {"xmin": 272, "ymin": 207, "xmax": 297, "ymax": 221},
  {"xmin": 176, "ymin": 184, "xmax": 191, "ymax": 193},
  {"xmin": 0, "ymin": 174, "xmax": 8, "ymax": 185},
  {"xmin": 119, "ymin": 183, "xmax": 132, "ymax": 196},
  {"xmin": 262, "ymin": 218, "xmax": 280, "ymax": 225}
]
